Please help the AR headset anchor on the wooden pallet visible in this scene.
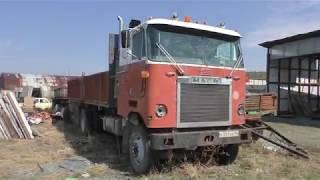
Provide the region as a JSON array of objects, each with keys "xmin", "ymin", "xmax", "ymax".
[{"xmin": 245, "ymin": 93, "xmax": 277, "ymax": 120}]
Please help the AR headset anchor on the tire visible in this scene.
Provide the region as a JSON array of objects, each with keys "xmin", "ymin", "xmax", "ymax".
[
  {"xmin": 128, "ymin": 124, "xmax": 152, "ymax": 174},
  {"xmin": 193, "ymin": 147, "xmax": 215, "ymax": 165},
  {"xmin": 214, "ymin": 144, "xmax": 239, "ymax": 165},
  {"xmin": 80, "ymin": 109, "xmax": 88, "ymax": 135}
]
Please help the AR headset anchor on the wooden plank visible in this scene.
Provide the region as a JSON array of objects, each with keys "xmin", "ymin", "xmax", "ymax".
[
  {"xmin": 0, "ymin": 116, "xmax": 7, "ymax": 140},
  {"xmin": 0, "ymin": 90, "xmax": 34, "ymax": 139},
  {"xmin": 0, "ymin": 96, "xmax": 23, "ymax": 138},
  {"xmin": 0, "ymin": 113, "xmax": 11, "ymax": 139},
  {"xmin": 0, "ymin": 108, "xmax": 18, "ymax": 138},
  {"xmin": 245, "ymin": 93, "xmax": 277, "ymax": 120},
  {"xmin": 0, "ymin": 101, "xmax": 12, "ymax": 139},
  {"xmin": 3, "ymin": 96, "xmax": 25, "ymax": 138},
  {"xmin": 6, "ymin": 91, "xmax": 33, "ymax": 139}
]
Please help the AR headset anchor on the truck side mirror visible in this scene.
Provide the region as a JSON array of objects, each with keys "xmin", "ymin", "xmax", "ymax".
[{"xmin": 121, "ymin": 30, "xmax": 130, "ymax": 48}]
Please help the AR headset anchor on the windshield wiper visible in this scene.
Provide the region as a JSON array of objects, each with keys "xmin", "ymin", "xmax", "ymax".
[
  {"xmin": 228, "ymin": 44, "xmax": 243, "ymax": 78},
  {"xmin": 155, "ymin": 42, "xmax": 185, "ymax": 75},
  {"xmin": 202, "ymin": 55, "xmax": 208, "ymax": 66}
]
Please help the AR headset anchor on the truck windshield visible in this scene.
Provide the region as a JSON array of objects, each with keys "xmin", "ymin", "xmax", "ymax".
[{"xmin": 146, "ymin": 25, "xmax": 244, "ymax": 68}]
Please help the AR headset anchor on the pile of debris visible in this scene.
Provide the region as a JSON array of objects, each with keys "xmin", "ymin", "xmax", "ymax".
[
  {"xmin": 0, "ymin": 91, "xmax": 34, "ymax": 139},
  {"xmin": 27, "ymin": 112, "xmax": 52, "ymax": 125}
]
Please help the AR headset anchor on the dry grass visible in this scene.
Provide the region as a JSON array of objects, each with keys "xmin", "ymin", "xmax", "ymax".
[
  {"xmin": 0, "ymin": 117, "xmax": 319, "ymax": 179},
  {"xmin": 137, "ymin": 143, "xmax": 320, "ymax": 180},
  {"xmin": 87, "ymin": 164, "xmax": 109, "ymax": 177},
  {"xmin": 265, "ymin": 116, "xmax": 320, "ymax": 151},
  {"xmin": 137, "ymin": 116, "xmax": 320, "ymax": 180},
  {"xmin": 0, "ymin": 120, "xmax": 72, "ymax": 178}
]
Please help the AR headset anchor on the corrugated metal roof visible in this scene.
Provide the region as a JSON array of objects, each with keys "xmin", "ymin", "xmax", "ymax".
[
  {"xmin": 260, "ymin": 30, "xmax": 320, "ymax": 48},
  {"xmin": 0, "ymin": 73, "xmax": 77, "ymax": 90}
]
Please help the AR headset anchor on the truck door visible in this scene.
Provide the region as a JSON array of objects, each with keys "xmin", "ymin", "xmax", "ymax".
[{"xmin": 116, "ymin": 29, "xmax": 147, "ymax": 117}]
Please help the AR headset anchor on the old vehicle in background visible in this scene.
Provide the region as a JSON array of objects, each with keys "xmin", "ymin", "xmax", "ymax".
[
  {"xmin": 61, "ymin": 15, "xmax": 254, "ymax": 174},
  {"xmin": 33, "ymin": 97, "xmax": 52, "ymax": 110}
]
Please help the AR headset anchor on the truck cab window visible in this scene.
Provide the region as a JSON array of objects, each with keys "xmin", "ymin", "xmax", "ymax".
[
  {"xmin": 147, "ymin": 25, "xmax": 243, "ymax": 68},
  {"xmin": 132, "ymin": 30, "xmax": 145, "ymax": 59}
]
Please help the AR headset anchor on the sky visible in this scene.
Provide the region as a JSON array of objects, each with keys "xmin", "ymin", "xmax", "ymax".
[{"xmin": 0, "ymin": 0, "xmax": 320, "ymax": 76}]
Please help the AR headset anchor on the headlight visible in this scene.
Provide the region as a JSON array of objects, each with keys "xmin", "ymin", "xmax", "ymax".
[
  {"xmin": 155, "ymin": 104, "xmax": 167, "ymax": 117},
  {"xmin": 237, "ymin": 104, "xmax": 245, "ymax": 116}
]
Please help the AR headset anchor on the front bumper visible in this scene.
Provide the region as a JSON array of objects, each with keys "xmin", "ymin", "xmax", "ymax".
[{"xmin": 150, "ymin": 128, "xmax": 252, "ymax": 150}]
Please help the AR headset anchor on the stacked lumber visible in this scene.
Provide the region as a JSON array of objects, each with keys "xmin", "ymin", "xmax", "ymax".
[
  {"xmin": 245, "ymin": 93, "xmax": 278, "ymax": 120},
  {"xmin": 0, "ymin": 91, "xmax": 33, "ymax": 140}
]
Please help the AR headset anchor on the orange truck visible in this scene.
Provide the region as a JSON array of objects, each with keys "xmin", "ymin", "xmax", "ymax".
[{"xmin": 64, "ymin": 15, "xmax": 252, "ymax": 174}]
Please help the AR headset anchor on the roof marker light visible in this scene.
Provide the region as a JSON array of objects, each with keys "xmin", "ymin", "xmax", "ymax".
[{"xmin": 184, "ymin": 16, "xmax": 192, "ymax": 22}]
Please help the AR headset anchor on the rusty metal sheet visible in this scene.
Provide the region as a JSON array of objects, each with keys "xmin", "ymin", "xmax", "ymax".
[
  {"xmin": 0, "ymin": 73, "xmax": 20, "ymax": 90},
  {"xmin": 0, "ymin": 73, "xmax": 77, "ymax": 91}
]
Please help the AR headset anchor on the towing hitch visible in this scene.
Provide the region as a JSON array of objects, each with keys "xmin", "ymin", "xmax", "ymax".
[{"xmin": 241, "ymin": 119, "xmax": 309, "ymax": 159}]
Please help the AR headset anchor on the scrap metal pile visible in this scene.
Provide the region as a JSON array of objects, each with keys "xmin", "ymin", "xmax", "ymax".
[
  {"xmin": 27, "ymin": 112, "xmax": 52, "ymax": 125},
  {"xmin": 0, "ymin": 91, "xmax": 34, "ymax": 139}
]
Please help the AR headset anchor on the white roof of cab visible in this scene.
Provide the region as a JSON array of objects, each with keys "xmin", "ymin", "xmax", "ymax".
[{"xmin": 145, "ymin": 18, "xmax": 241, "ymax": 37}]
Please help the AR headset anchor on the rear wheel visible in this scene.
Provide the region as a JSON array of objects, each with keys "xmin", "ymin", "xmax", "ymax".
[
  {"xmin": 214, "ymin": 144, "xmax": 239, "ymax": 165},
  {"xmin": 128, "ymin": 124, "xmax": 152, "ymax": 174}
]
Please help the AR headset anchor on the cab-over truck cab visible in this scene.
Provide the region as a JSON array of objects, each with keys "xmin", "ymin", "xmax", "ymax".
[{"xmin": 110, "ymin": 16, "xmax": 252, "ymax": 173}]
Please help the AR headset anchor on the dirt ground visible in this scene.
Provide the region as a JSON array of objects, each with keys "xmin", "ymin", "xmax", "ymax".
[{"xmin": 0, "ymin": 116, "xmax": 320, "ymax": 180}]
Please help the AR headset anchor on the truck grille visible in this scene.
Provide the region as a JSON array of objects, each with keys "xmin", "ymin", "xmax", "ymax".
[{"xmin": 177, "ymin": 77, "xmax": 231, "ymax": 128}]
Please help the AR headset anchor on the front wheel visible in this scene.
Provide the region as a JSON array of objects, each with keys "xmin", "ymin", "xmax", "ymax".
[
  {"xmin": 214, "ymin": 144, "xmax": 239, "ymax": 165},
  {"xmin": 128, "ymin": 124, "xmax": 152, "ymax": 174}
]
